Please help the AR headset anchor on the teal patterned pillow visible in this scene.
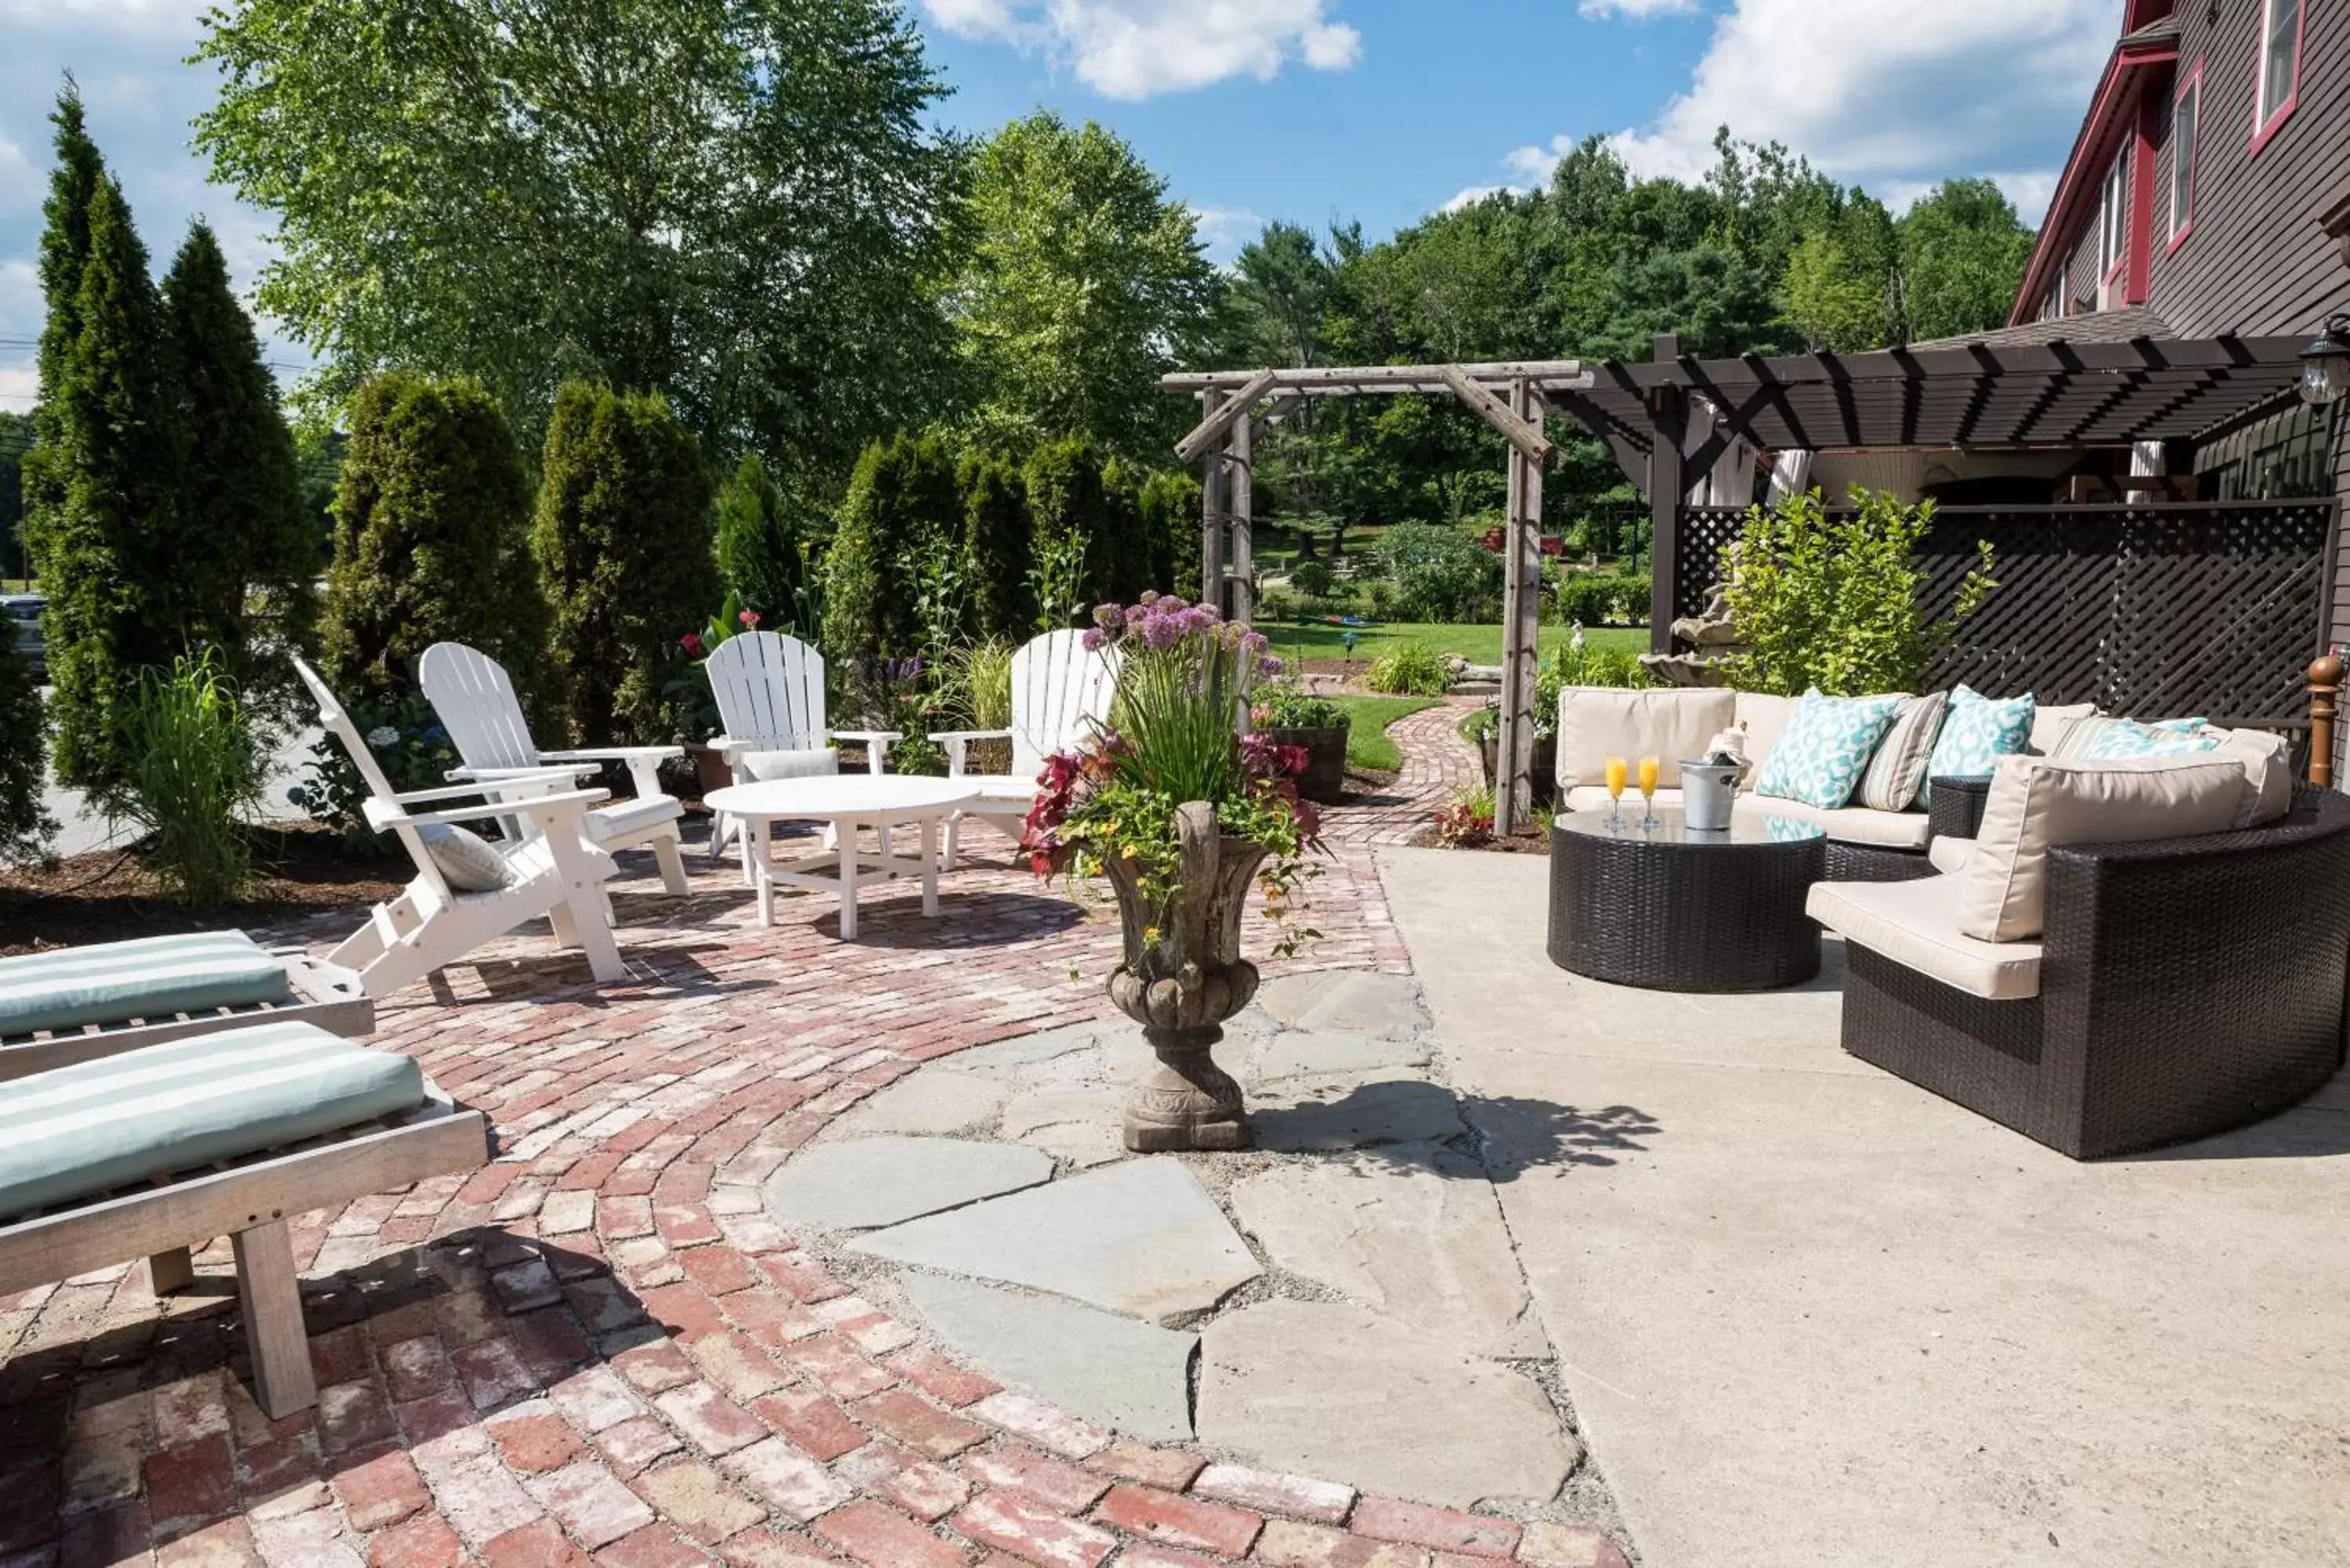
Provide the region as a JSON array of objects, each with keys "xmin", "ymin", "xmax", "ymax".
[
  {"xmin": 1751, "ymin": 690, "xmax": 1903, "ymax": 810},
  {"xmin": 2077, "ymin": 717, "xmax": 2220, "ymax": 761},
  {"xmin": 1918, "ymin": 686, "xmax": 2034, "ymax": 804}
]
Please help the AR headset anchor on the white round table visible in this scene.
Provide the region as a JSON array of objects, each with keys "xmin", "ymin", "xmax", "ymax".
[{"xmin": 704, "ymin": 775, "xmax": 980, "ymax": 939}]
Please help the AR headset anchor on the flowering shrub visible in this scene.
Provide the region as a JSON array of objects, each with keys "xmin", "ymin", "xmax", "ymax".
[
  {"xmin": 664, "ymin": 594, "xmax": 768, "ymax": 742},
  {"xmin": 1432, "ymin": 786, "xmax": 1495, "ymax": 848},
  {"xmin": 298, "ymin": 690, "xmax": 458, "ymax": 844},
  {"xmin": 1251, "ymin": 686, "xmax": 1349, "ymax": 732},
  {"xmin": 1026, "ymin": 595, "xmax": 1323, "ymax": 959}
]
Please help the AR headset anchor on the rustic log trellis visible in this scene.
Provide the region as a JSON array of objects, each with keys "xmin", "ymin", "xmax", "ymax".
[{"xmin": 1164, "ymin": 359, "xmax": 1598, "ymax": 835}]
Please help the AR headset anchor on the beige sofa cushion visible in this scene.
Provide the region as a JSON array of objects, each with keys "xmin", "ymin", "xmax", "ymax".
[
  {"xmin": 2209, "ymin": 728, "xmax": 2292, "ymax": 826},
  {"xmin": 1809, "ymin": 875, "xmax": 2043, "ymax": 1001},
  {"xmin": 1554, "ymin": 688, "xmax": 1734, "ymax": 790},
  {"xmin": 1854, "ymin": 692, "xmax": 1947, "ymax": 811},
  {"xmin": 1927, "ymin": 836, "xmax": 1974, "ymax": 875},
  {"xmin": 1732, "ymin": 692, "xmax": 1799, "ymax": 785},
  {"xmin": 2028, "ymin": 702, "xmax": 2101, "ymax": 755},
  {"xmin": 1954, "ymin": 755, "xmax": 2251, "ymax": 941}
]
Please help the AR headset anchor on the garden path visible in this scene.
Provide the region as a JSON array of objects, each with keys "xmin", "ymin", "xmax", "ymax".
[{"xmin": 0, "ymin": 699, "xmax": 1647, "ymax": 1568}]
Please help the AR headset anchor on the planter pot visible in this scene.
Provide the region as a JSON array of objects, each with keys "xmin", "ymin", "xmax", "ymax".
[
  {"xmin": 684, "ymin": 742, "xmax": 732, "ymax": 800},
  {"xmin": 1103, "ymin": 801, "xmax": 1268, "ymax": 1153},
  {"xmin": 1477, "ymin": 735, "xmax": 1560, "ymax": 807},
  {"xmin": 1261, "ymin": 724, "xmax": 1347, "ymax": 804}
]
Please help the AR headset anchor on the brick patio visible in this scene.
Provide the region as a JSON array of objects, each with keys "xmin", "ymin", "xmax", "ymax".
[{"xmin": 0, "ymin": 703, "xmax": 1631, "ymax": 1568}]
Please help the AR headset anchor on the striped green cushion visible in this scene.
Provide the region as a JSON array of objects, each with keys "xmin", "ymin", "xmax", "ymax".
[
  {"xmin": 0, "ymin": 931, "xmax": 291, "ymax": 1038},
  {"xmin": 0, "ymin": 1023, "xmax": 425, "ymax": 1217}
]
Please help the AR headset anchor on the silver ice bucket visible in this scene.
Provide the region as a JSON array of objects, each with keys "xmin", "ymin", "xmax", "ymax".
[{"xmin": 1680, "ymin": 761, "xmax": 1741, "ymax": 833}]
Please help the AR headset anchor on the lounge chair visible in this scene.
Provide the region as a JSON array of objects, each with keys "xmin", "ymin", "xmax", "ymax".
[
  {"xmin": 0, "ymin": 930, "xmax": 371, "ymax": 1082},
  {"xmin": 419, "ymin": 641, "xmax": 692, "ymax": 897},
  {"xmin": 294, "ymin": 656, "xmax": 629, "ymax": 995},
  {"xmin": 0, "ymin": 1022, "xmax": 486, "ymax": 1418},
  {"xmin": 927, "ymin": 629, "xmax": 1121, "ymax": 869},
  {"xmin": 703, "ymin": 630, "xmax": 901, "ymax": 862}
]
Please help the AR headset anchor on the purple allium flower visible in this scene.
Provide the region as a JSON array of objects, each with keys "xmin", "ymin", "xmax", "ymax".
[{"xmin": 1082, "ymin": 627, "xmax": 1105, "ymax": 652}]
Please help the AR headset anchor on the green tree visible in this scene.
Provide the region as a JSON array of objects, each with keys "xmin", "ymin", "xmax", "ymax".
[
  {"xmin": 320, "ymin": 373, "xmax": 549, "ymax": 710},
  {"xmin": 714, "ymin": 452, "xmax": 806, "ymax": 630},
  {"xmin": 161, "ymin": 220, "xmax": 320, "ymax": 717},
  {"xmin": 32, "ymin": 175, "xmax": 186, "ymax": 795},
  {"xmin": 1137, "ymin": 469, "xmax": 1201, "ymax": 597},
  {"xmin": 822, "ymin": 432, "xmax": 956, "ymax": 660},
  {"xmin": 959, "ymin": 452, "xmax": 1032, "ymax": 639},
  {"xmin": 1784, "ymin": 229, "xmax": 1889, "ymax": 352},
  {"xmin": 1097, "ymin": 458, "xmax": 1154, "ymax": 605},
  {"xmin": 0, "ymin": 635, "xmax": 52, "ymax": 865},
  {"xmin": 535, "ymin": 383, "xmax": 718, "ymax": 743},
  {"xmin": 1024, "ymin": 436, "xmax": 1111, "ymax": 613},
  {"xmin": 195, "ymin": 0, "xmax": 964, "ymax": 490},
  {"xmin": 1898, "ymin": 180, "xmax": 2037, "ymax": 343},
  {"xmin": 955, "ymin": 112, "xmax": 1217, "ymax": 461},
  {"xmin": 0, "ymin": 413, "xmax": 30, "ymax": 580},
  {"xmin": 20, "ymin": 84, "xmax": 105, "ymax": 545}
]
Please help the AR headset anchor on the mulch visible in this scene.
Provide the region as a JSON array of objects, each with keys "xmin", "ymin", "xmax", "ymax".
[{"xmin": 0, "ymin": 825, "xmax": 407, "ymax": 955}]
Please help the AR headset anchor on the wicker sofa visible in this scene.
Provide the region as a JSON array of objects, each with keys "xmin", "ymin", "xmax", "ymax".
[{"xmin": 1810, "ymin": 782, "xmax": 2350, "ymax": 1158}]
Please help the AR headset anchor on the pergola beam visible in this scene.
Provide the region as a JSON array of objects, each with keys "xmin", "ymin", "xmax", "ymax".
[
  {"xmin": 1166, "ymin": 360, "xmax": 1596, "ymax": 393},
  {"xmin": 1437, "ymin": 365, "xmax": 1556, "ymax": 468},
  {"xmin": 1174, "ymin": 370, "xmax": 1277, "ymax": 464}
]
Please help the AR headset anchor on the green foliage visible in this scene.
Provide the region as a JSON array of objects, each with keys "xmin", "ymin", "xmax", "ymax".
[
  {"xmin": 1723, "ymin": 488, "xmax": 1998, "ymax": 696},
  {"xmin": 954, "ymin": 111, "xmax": 1217, "ymax": 462},
  {"xmin": 1025, "ymin": 436, "xmax": 1107, "ymax": 627},
  {"xmin": 23, "ymin": 85, "xmax": 104, "ymax": 545},
  {"xmin": 533, "ymin": 382, "xmax": 718, "ymax": 742},
  {"xmin": 935, "ymin": 638, "xmax": 1015, "ymax": 732},
  {"xmin": 959, "ymin": 453, "xmax": 1032, "ymax": 639},
  {"xmin": 1898, "ymin": 180, "xmax": 2039, "ymax": 344},
  {"xmin": 0, "ymin": 413, "xmax": 30, "ymax": 581},
  {"xmin": 118, "ymin": 652, "xmax": 262, "ymax": 906},
  {"xmin": 1553, "ymin": 573, "xmax": 1649, "ymax": 628},
  {"xmin": 29, "ymin": 172, "xmax": 186, "ymax": 798},
  {"xmin": 1252, "ymin": 687, "xmax": 1348, "ymax": 732},
  {"xmin": 822, "ymin": 431, "xmax": 957, "ymax": 660},
  {"xmin": 1361, "ymin": 643, "xmax": 1452, "ymax": 697},
  {"xmin": 1288, "ymin": 559, "xmax": 1336, "ymax": 602},
  {"xmin": 320, "ymin": 372, "xmax": 549, "ymax": 712},
  {"xmin": 1549, "ymin": 634, "xmax": 1654, "ymax": 692},
  {"xmin": 298, "ymin": 690, "xmax": 457, "ymax": 844},
  {"xmin": 1784, "ymin": 229, "xmax": 1889, "ymax": 352},
  {"xmin": 1372, "ymin": 523, "xmax": 1501, "ymax": 623},
  {"xmin": 1137, "ymin": 469, "xmax": 1200, "ymax": 597},
  {"xmin": 162, "ymin": 220, "xmax": 320, "ymax": 723},
  {"xmin": 195, "ymin": 0, "xmax": 964, "ymax": 491},
  {"xmin": 0, "ymin": 635, "xmax": 52, "ymax": 865},
  {"xmin": 713, "ymin": 453, "xmax": 807, "ymax": 630}
]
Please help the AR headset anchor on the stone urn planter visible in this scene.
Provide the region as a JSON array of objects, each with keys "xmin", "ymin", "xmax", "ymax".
[
  {"xmin": 1103, "ymin": 801, "xmax": 1266, "ymax": 1152},
  {"xmin": 1260, "ymin": 724, "xmax": 1347, "ymax": 804}
]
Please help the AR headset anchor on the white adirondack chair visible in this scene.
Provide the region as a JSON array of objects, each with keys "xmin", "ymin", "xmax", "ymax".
[
  {"xmin": 928, "ymin": 629, "xmax": 1121, "ymax": 868},
  {"xmin": 703, "ymin": 630, "xmax": 901, "ymax": 860},
  {"xmin": 419, "ymin": 642, "xmax": 692, "ymax": 897},
  {"xmin": 292, "ymin": 656, "xmax": 628, "ymax": 996}
]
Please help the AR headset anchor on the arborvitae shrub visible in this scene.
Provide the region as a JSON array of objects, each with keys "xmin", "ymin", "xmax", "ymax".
[
  {"xmin": 713, "ymin": 450, "xmax": 804, "ymax": 630},
  {"xmin": 1137, "ymin": 468, "xmax": 1201, "ymax": 596},
  {"xmin": 822, "ymin": 430, "xmax": 957, "ymax": 660},
  {"xmin": 959, "ymin": 452, "xmax": 1032, "ymax": 639}
]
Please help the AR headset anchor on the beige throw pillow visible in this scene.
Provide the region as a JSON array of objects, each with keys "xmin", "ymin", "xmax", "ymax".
[
  {"xmin": 1854, "ymin": 692, "xmax": 1946, "ymax": 812},
  {"xmin": 2028, "ymin": 702, "xmax": 2101, "ymax": 755},
  {"xmin": 1732, "ymin": 692, "xmax": 1799, "ymax": 787},
  {"xmin": 2208, "ymin": 728, "xmax": 2292, "ymax": 826},
  {"xmin": 1955, "ymin": 755, "xmax": 2251, "ymax": 942},
  {"xmin": 1554, "ymin": 688, "xmax": 1734, "ymax": 791}
]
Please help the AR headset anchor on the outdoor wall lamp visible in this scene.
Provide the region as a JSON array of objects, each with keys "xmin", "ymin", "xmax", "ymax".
[{"xmin": 2298, "ymin": 316, "xmax": 2350, "ymax": 407}]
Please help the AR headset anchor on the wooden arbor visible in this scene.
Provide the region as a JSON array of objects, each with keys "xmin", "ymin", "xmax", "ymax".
[{"xmin": 1163, "ymin": 361, "xmax": 1599, "ymax": 833}]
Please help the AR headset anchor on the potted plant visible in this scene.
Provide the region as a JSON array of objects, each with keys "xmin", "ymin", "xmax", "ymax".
[
  {"xmin": 1250, "ymin": 686, "xmax": 1350, "ymax": 804},
  {"xmin": 667, "ymin": 595, "xmax": 764, "ymax": 795},
  {"xmin": 1026, "ymin": 595, "xmax": 1322, "ymax": 1152}
]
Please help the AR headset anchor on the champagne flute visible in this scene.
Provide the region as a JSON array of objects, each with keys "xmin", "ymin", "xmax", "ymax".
[
  {"xmin": 1604, "ymin": 756, "xmax": 1628, "ymax": 828},
  {"xmin": 1638, "ymin": 754, "xmax": 1661, "ymax": 830}
]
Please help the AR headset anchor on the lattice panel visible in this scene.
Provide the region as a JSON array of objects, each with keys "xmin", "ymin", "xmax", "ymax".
[{"xmin": 1670, "ymin": 500, "xmax": 2334, "ymax": 724}]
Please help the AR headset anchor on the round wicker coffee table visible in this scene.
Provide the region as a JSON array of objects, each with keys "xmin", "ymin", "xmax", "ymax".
[{"xmin": 1548, "ymin": 807, "xmax": 1829, "ymax": 992}]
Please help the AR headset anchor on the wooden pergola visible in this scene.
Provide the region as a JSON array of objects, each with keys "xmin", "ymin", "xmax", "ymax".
[{"xmin": 1163, "ymin": 359, "xmax": 1600, "ymax": 836}]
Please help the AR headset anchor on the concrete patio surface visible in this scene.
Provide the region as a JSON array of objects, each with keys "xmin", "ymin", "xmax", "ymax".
[{"xmin": 1381, "ymin": 843, "xmax": 2350, "ymax": 1568}]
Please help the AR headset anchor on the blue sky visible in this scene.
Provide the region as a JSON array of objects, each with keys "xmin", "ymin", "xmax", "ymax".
[{"xmin": 0, "ymin": 0, "xmax": 2124, "ymax": 410}]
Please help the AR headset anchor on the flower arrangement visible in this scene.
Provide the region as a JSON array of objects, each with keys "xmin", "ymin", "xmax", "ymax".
[
  {"xmin": 1432, "ymin": 786, "xmax": 1495, "ymax": 848},
  {"xmin": 1250, "ymin": 686, "xmax": 1350, "ymax": 733},
  {"xmin": 1025, "ymin": 594, "xmax": 1325, "ymax": 960}
]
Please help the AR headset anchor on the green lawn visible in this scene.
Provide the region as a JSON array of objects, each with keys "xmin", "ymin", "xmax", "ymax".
[
  {"xmin": 1265, "ymin": 620, "xmax": 1647, "ymax": 670},
  {"xmin": 1326, "ymin": 695, "xmax": 1440, "ymax": 771}
]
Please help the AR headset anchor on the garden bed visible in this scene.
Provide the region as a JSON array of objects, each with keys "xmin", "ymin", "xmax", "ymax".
[{"xmin": 0, "ymin": 826, "xmax": 408, "ymax": 955}]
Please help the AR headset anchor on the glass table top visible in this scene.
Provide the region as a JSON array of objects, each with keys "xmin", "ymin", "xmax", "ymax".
[{"xmin": 1552, "ymin": 806, "xmax": 1826, "ymax": 846}]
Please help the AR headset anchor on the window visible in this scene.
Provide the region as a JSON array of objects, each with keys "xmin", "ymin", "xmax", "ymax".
[
  {"xmin": 2168, "ymin": 66, "xmax": 2200, "ymax": 247},
  {"xmin": 2097, "ymin": 150, "xmax": 2129, "ymax": 306},
  {"xmin": 2043, "ymin": 270, "xmax": 2065, "ymax": 323},
  {"xmin": 2254, "ymin": 0, "xmax": 2302, "ymax": 152}
]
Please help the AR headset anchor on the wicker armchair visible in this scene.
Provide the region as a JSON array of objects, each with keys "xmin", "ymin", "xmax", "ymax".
[{"xmin": 1836, "ymin": 786, "xmax": 2350, "ymax": 1158}]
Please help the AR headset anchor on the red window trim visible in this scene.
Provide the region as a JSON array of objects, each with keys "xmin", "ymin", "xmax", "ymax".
[
  {"xmin": 2251, "ymin": 0, "xmax": 2304, "ymax": 159},
  {"xmin": 2166, "ymin": 59, "xmax": 2203, "ymax": 255}
]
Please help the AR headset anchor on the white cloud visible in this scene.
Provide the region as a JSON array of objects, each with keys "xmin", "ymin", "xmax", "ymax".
[
  {"xmin": 1578, "ymin": 0, "xmax": 1700, "ymax": 17},
  {"xmin": 1439, "ymin": 185, "xmax": 1523, "ymax": 215},
  {"xmin": 1597, "ymin": 0, "xmax": 2117, "ymax": 222},
  {"xmin": 920, "ymin": 0, "xmax": 1362, "ymax": 99},
  {"xmin": 1189, "ymin": 204, "xmax": 1264, "ymax": 262}
]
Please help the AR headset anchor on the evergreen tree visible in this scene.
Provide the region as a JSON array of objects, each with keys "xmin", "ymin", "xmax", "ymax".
[
  {"xmin": 1137, "ymin": 469, "xmax": 1200, "ymax": 597},
  {"xmin": 34, "ymin": 175, "xmax": 186, "ymax": 795},
  {"xmin": 320, "ymin": 371, "xmax": 549, "ymax": 710},
  {"xmin": 20, "ymin": 83, "xmax": 105, "ymax": 547},
  {"xmin": 533, "ymin": 381, "xmax": 718, "ymax": 743},
  {"xmin": 1023, "ymin": 436, "xmax": 1109, "ymax": 608},
  {"xmin": 161, "ymin": 220, "xmax": 319, "ymax": 718},
  {"xmin": 0, "ymin": 635, "xmax": 52, "ymax": 865},
  {"xmin": 1096, "ymin": 457, "xmax": 1153, "ymax": 605},
  {"xmin": 822, "ymin": 431, "xmax": 956, "ymax": 660},
  {"xmin": 0, "ymin": 414, "xmax": 30, "ymax": 580},
  {"xmin": 713, "ymin": 451, "xmax": 803, "ymax": 629},
  {"xmin": 958, "ymin": 452, "xmax": 1031, "ymax": 639}
]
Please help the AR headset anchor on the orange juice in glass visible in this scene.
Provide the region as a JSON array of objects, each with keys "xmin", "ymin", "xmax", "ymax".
[
  {"xmin": 1637, "ymin": 755, "xmax": 1661, "ymax": 829},
  {"xmin": 1603, "ymin": 756, "xmax": 1629, "ymax": 826}
]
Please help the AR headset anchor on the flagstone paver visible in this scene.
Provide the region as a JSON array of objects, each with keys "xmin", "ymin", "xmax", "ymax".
[
  {"xmin": 0, "ymin": 699, "xmax": 1636, "ymax": 1566},
  {"xmin": 761, "ymin": 1136, "xmax": 1053, "ymax": 1229},
  {"xmin": 898, "ymin": 1273, "xmax": 1198, "ymax": 1443}
]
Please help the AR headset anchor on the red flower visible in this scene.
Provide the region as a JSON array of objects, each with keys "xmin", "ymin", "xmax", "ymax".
[
  {"xmin": 680, "ymin": 632, "xmax": 704, "ymax": 656},
  {"xmin": 739, "ymin": 609, "xmax": 761, "ymax": 627}
]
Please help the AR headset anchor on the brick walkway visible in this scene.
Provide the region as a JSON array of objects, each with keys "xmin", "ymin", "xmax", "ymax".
[{"xmin": 0, "ymin": 706, "xmax": 1629, "ymax": 1568}]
